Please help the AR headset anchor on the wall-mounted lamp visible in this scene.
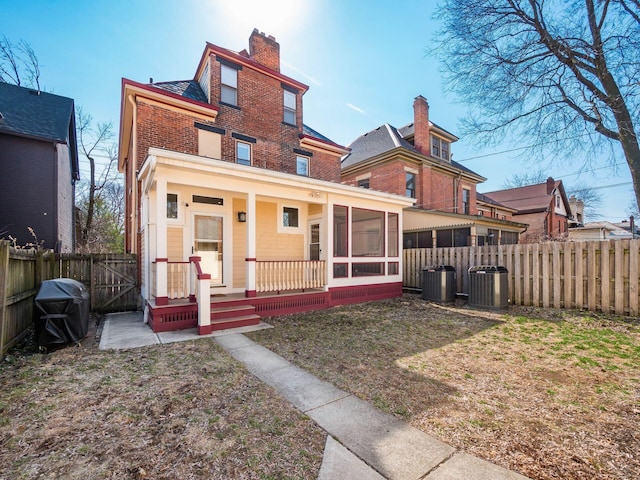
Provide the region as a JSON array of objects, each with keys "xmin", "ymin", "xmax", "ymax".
[{"xmin": 237, "ymin": 211, "xmax": 247, "ymax": 223}]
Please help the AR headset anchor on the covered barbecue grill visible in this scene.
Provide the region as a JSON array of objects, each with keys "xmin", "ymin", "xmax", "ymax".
[{"xmin": 34, "ymin": 278, "xmax": 90, "ymax": 348}]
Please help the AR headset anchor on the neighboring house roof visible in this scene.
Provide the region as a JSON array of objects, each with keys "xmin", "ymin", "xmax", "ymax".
[
  {"xmin": 151, "ymin": 80, "xmax": 209, "ymax": 104},
  {"xmin": 476, "ymin": 192, "xmax": 520, "ymax": 214},
  {"xmin": 341, "ymin": 122, "xmax": 483, "ymax": 180},
  {"xmin": 0, "ymin": 82, "xmax": 75, "ymax": 144},
  {"xmin": 483, "ymin": 179, "xmax": 567, "ymax": 214},
  {"xmin": 570, "ymin": 221, "xmax": 634, "ymax": 238},
  {"xmin": 398, "ymin": 121, "xmax": 458, "ymax": 142}
]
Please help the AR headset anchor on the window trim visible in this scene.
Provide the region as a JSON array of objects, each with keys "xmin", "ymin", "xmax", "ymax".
[
  {"xmin": 405, "ymin": 172, "xmax": 416, "ymax": 198},
  {"xmin": 166, "ymin": 192, "xmax": 181, "ymax": 223},
  {"xmin": 236, "ymin": 141, "xmax": 252, "ymax": 166},
  {"xmin": 278, "ymin": 202, "xmax": 304, "ymax": 234},
  {"xmin": 296, "ymin": 155, "xmax": 309, "ymax": 176},
  {"xmin": 283, "ymin": 89, "xmax": 296, "ymax": 125},
  {"xmin": 220, "ymin": 63, "xmax": 238, "ymax": 107}
]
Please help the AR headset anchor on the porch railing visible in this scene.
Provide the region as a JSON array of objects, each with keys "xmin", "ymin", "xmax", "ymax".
[
  {"xmin": 256, "ymin": 260, "xmax": 326, "ymax": 293},
  {"xmin": 168, "ymin": 262, "xmax": 190, "ymax": 299}
]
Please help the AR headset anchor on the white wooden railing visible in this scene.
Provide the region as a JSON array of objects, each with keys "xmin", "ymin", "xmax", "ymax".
[
  {"xmin": 167, "ymin": 262, "xmax": 190, "ymax": 299},
  {"xmin": 256, "ymin": 260, "xmax": 326, "ymax": 293}
]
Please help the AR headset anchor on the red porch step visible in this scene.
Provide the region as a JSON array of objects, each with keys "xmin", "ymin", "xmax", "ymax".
[{"xmin": 209, "ymin": 304, "xmax": 261, "ymax": 331}]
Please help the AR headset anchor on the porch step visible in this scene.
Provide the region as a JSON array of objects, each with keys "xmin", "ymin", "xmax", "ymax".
[
  {"xmin": 209, "ymin": 304, "xmax": 261, "ymax": 331},
  {"xmin": 210, "ymin": 314, "xmax": 261, "ymax": 331}
]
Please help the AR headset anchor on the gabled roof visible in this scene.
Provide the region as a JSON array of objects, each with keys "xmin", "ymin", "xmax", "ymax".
[
  {"xmin": 151, "ymin": 80, "xmax": 209, "ymax": 104},
  {"xmin": 0, "ymin": 82, "xmax": 75, "ymax": 143},
  {"xmin": 341, "ymin": 122, "xmax": 483, "ymax": 180},
  {"xmin": 483, "ymin": 179, "xmax": 566, "ymax": 213}
]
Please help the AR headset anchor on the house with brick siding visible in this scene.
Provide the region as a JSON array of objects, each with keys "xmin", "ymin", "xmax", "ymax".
[
  {"xmin": 118, "ymin": 29, "xmax": 413, "ymax": 333},
  {"xmin": 482, "ymin": 177, "xmax": 572, "ymax": 243},
  {"xmin": 341, "ymin": 96, "xmax": 526, "ymax": 248}
]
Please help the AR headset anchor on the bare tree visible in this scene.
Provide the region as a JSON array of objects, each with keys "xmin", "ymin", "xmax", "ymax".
[
  {"xmin": 432, "ymin": 0, "xmax": 640, "ymax": 213},
  {"xmin": 0, "ymin": 35, "xmax": 40, "ymax": 90},
  {"xmin": 76, "ymin": 108, "xmax": 117, "ymax": 250}
]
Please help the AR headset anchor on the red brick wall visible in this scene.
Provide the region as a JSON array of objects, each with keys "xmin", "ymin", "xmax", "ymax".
[
  {"xmin": 136, "ymin": 100, "xmax": 199, "ymax": 170},
  {"xmin": 206, "ymin": 53, "xmax": 340, "ymax": 181}
]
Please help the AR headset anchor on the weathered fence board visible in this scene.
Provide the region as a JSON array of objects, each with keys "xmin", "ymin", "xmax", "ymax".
[
  {"xmin": 1, "ymin": 242, "xmax": 138, "ymax": 355},
  {"xmin": 403, "ymin": 240, "xmax": 640, "ymax": 316}
]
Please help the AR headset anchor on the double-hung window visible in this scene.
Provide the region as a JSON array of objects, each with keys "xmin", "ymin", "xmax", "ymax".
[
  {"xmin": 462, "ymin": 189, "xmax": 470, "ymax": 215},
  {"xmin": 236, "ymin": 141, "xmax": 251, "ymax": 166},
  {"xmin": 296, "ymin": 155, "xmax": 309, "ymax": 176},
  {"xmin": 431, "ymin": 135, "xmax": 450, "ymax": 161},
  {"xmin": 283, "ymin": 89, "xmax": 296, "ymax": 125},
  {"xmin": 221, "ymin": 64, "xmax": 238, "ymax": 106},
  {"xmin": 406, "ymin": 172, "xmax": 416, "ymax": 198}
]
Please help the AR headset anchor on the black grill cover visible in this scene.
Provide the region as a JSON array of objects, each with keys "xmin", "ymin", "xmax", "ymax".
[{"xmin": 34, "ymin": 278, "xmax": 90, "ymax": 347}]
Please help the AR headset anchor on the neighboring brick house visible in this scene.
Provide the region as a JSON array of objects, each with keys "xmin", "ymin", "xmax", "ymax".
[
  {"xmin": 341, "ymin": 95, "xmax": 526, "ymax": 247},
  {"xmin": 0, "ymin": 82, "xmax": 79, "ymax": 252},
  {"xmin": 482, "ymin": 177, "xmax": 572, "ymax": 242},
  {"xmin": 118, "ymin": 29, "xmax": 413, "ymax": 333}
]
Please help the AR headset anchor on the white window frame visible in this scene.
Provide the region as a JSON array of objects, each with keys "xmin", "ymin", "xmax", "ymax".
[
  {"xmin": 166, "ymin": 191, "xmax": 182, "ymax": 223},
  {"xmin": 283, "ymin": 90, "xmax": 296, "ymax": 125},
  {"xmin": 296, "ymin": 155, "xmax": 309, "ymax": 176},
  {"xmin": 236, "ymin": 141, "xmax": 251, "ymax": 166},
  {"xmin": 221, "ymin": 64, "xmax": 238, "ymax": 106},
  {"xmin": 277, "ymin": 202, "xmax": 304, "ymax": 234}
]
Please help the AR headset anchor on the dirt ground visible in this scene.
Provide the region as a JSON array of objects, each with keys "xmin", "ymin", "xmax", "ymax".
[
  {"xmin": 0, "ymin": 319, "xmax": 326, "ymax": 480},
  {"xmin": 248, "ymin": 294, "xmax": 640, "ymax": 480}
]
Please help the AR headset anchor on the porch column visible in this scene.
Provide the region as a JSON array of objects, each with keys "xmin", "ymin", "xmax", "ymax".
[
  {"xmin": 155, "ymin": 178, "xmax": 169, "ymax": 305},
  {"xmin": 245, "ymin": 191, "xmax": 257, "ymax": 297}
]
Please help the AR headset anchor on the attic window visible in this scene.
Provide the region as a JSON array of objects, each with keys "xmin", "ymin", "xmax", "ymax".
[{"xmin": 431, "ymin": 135, "xmax": 450, "ymax": 161}]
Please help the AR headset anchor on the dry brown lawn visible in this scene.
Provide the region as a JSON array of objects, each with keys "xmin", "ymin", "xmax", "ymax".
[
  {"xmin": 0, "ymin": 327, "xmax": 325, "ymax": 480},
  {"xmin": 248, "ymin": 294, "xmax": 640, "ymax": 480}
]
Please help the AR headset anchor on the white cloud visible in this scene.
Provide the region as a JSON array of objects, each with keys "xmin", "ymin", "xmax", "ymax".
[
  {"xmin": 281, "ymin": 61, "xmax": 322, "ymax": 86},
  {"xmin": 347, "ymin": 103, "xmax": 366, "ymax": 115}
]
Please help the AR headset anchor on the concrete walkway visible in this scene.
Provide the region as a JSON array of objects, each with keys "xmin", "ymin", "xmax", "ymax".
[{"xmin": 99, "ymin": 312, "xmax": 530, "ymax": 480}]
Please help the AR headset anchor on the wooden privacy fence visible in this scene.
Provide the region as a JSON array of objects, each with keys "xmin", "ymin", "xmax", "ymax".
[
  {"xmin": 0, "ymin": 241, "xmax": 138, "ymax": 355},
  {"xmin": 404, "ymin": 239, "xmax": 640, "ymax": 316}
]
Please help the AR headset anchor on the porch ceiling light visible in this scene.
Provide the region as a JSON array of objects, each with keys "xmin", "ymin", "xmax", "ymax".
[{"xmin": 238, "ymin": 211, "xmax": 247, "ymax": 222}]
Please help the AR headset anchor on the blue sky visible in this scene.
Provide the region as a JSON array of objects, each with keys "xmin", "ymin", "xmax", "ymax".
[{"xmin": 2, "ymin": 0, "xmax": 635, "ymax": 221}]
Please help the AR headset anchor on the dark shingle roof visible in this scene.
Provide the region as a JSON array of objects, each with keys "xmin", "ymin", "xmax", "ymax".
[
  {"xmin": 302, "ymin": 124, "xmax": 337, "ymax": 145},
  {"xmin": 342, "ymin": 124, "xmax": 414, "ymax": 168},
  {"xmin": 151, "ymin": 80, "xmax": 209, "ymax": 104},
  {"xmin": 482, "ymin": 180, "xmax": 563, "ymax": 212},
  {"xmin": 0, "ymin": 82, "xmax": 75, "ymax": 143},
  {"xmin": 342, "ymin": 123, "xmax": 482, "ymax": 179}
]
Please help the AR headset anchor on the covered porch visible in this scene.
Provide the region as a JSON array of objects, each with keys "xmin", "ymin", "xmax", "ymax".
[{"xmin": 139, "ymin": 148, "xmax": 413, "ymax": 333}]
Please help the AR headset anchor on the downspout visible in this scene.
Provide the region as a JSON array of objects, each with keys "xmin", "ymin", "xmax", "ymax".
[{"xmin": 127, "ymin": 94, "xmax": 138, "ymax": 254}]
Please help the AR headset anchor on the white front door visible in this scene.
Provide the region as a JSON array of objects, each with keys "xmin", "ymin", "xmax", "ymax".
[{"xmin": 193, "ymin": 214, "xmax": 224, "ymax": 285}]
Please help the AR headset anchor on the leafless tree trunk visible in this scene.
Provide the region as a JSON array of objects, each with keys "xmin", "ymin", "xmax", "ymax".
[
  {"xmin": 76, "ymin": 108, "xmax": 115, "ymax": 248},
  {"xmin": 432, "ymin": 0, "xmax": 640, "ymax": 213}
]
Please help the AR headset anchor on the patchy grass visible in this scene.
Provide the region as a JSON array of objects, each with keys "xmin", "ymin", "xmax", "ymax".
[
  {"xmin": 0, "ymin": 332, "xmax": 325, "ymax": 479},
  {"xmin": 248, "ymin": 294, "xmax": 640, "ymax": 480}
]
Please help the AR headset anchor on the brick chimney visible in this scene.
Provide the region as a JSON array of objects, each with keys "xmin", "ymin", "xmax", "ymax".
[
  {"xmin": 413, "ymin": 95, "xmax": 430, "ymax": 156},
  {"xmin": 249, "ymin": 29, "xmax": 280, "ymax": 72},
  {"xmin": 546, "ymin": 177, "xmax": 555, "ymax": 194}
]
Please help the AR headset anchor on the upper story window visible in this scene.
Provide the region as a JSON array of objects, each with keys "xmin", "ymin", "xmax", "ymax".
[
  {"xmin": 406, "ymin": 172, "xmax": 416, "ymax": 198},
  {"xmin": 236, "ymin": 141, "xmax": 251, "ymax": 166},
  {"xmin": 296, "ymin": 155, "xmax": 309, "ymax": 176},
  {"xmin": 221, "ymin": 64, "xmax": 238, "ymax": 106},
  {"xmin": 283, "ymin": 89, "xmax": 296, "ymax": 125},
  {"xmin": 462, "ymin": 189, "xmax": 470, "ymax": 215},
  {"xmin": 431, "ymin": 135, "xmax": 450, "ymax": 161},
  {"xmin": 358, "ymin": 178, "xmax": 370, "ymax": 189}
]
